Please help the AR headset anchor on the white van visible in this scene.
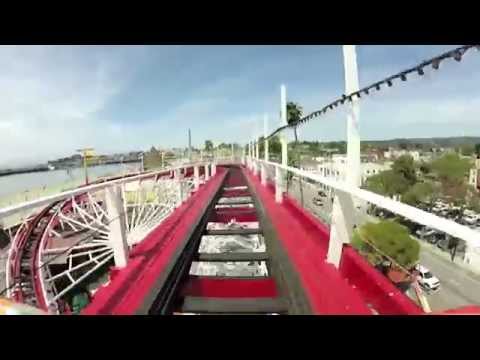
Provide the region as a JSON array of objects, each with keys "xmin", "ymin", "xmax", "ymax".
[{"xmin": 414, "ymin": 264, "xmax": 440, "ymax": 292}]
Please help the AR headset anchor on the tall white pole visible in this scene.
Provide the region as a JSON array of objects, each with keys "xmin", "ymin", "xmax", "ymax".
[
  {"xmin": 264, "ymin": 113, "xmax": 269, "ymax": 162},
  {"xmin": 280, "ymin": 85, "xmax": 288, "ymax": 167},
  {"xmin": 343, "ymin": 45, "xmax": 361, "ymax": 188}
]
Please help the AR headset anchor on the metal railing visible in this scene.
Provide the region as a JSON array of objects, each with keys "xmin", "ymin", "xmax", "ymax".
[
  {"xmin": 248, "ymin": 156, "xmax": 480, "ymax": 313},
  {"xmin": 251, "ymin": 157, "xmax": 480, "ymax": 248}
]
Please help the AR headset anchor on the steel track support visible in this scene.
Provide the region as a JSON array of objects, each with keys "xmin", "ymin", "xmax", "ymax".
[{"xmin": 327, "ymin": 189, "xmax": 356, "ymax": 268}]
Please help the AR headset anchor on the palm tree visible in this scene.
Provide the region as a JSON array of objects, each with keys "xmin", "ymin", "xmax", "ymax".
[{"xmin": 286, "ymin": 101, "xmax": 304, "ymax": 205}]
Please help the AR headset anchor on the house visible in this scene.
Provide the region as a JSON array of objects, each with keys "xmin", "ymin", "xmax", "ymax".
[
  {"xmin": 384, "ymin": 149, "xmax": 420, "ymax": 162},
  {"xmin": 469, "ymin": 157, "xmax": 480, "ymax": 191}
]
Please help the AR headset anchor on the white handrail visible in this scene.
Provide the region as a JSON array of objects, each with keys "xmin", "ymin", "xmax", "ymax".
[
  {"xmin": 0, "ymin": 161, "xmax": 218, "ymax": 219},
  {"xmin": 254, "ymin": 158, "xmax": 480, "ymax": 249}
]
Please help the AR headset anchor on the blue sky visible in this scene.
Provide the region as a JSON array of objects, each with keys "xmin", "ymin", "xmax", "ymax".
[{"xmin": 1, "ymin": 45, "xmax": 479, "ymax": 167}]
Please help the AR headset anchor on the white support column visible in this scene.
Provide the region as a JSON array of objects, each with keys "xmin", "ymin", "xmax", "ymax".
[
  {"xmin": 280, "ymin": 84, "xmax": 288, "ymax": 167},
  {"xmin": 275, "ymin": 166, "xmax": 283, "ymax": 203},
  {"xmin": 343, "ymin": 45, "xmax": 361, "ymax": 188},
  {"xmin": 264, "ymin": 113, "xmax": 269, "ymax": 162},
  {"xmin": 194, "ymin": 165, "xmax": 200, "ymax": 191},
  {"xmin": 212, "ymin": 162, "xmax": 217, "ymax": 176},
  {"xmin": 105, "ymin": 185, "xmax": 129, "ymax": 268},
  {"xmin": 327, "ymin": 189, "xmax": 356, "ymax": 267}
]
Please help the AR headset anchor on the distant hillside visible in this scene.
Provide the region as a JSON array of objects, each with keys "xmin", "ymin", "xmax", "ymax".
[{"xmin": 363, "ymin": 136, "xmax": 480, "ymax": 148}]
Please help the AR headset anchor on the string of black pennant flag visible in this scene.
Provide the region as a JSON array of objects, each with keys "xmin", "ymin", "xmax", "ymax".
[{"xmin": 263, "ymin": 45, "xmax": 479, "ymax": 141}]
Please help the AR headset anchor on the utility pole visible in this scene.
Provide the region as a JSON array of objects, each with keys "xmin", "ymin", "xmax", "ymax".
[
  {"xmin": 280, "ymin": 85, "xmax": 288, "ymax": 167},
  {"xmin": 188, "ymin": 128, "xmax": 192, "ymax": 162},
  {"xmin": 264, "ymin": 113, "xmax": 269, "ymax": 162}
]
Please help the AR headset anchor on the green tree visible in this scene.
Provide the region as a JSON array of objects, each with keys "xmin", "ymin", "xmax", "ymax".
[
  {"xmin": 431, "ymin": 152, "xmax": 471, "ymax": 182},
  {"xmin": 475, "ymin": 143, "xmax": 480, "ymax": 156},
  {"xmin": 286, "ymin": 101, "xmax": 304, "ymax": 204},
  {"xmin": 259, "ymin": 136, "xmax": 282, "ymax": 160},
  {"xmin": 460, "ymin": 144, "xmax": 475, "ymax": 156},
  {"xmin": 365, "ymin": 170, "xmax": 410, "ymax": 197},
  {"xmin": 204, "ymin": 140, "xmax": 213, "ymax": 152},
  {"xmin": 286, "ymin": 101, "xmax": 303, "ymax": 145},
  {"xmin": 392, "ymin": 155, "xmax": 417, "ymax": 186},
  {"xmin": 418, "ymin": 161, "xmax": 431, "ymax": 175},
  {"xmin": 402, "ymin": 181, "xmax": 436, "ymax": 206},
  {"xmin": 430, "ymin": 152, "xmax": 471, "ymax": 204},
  {"xmin": 351, "ymin": 220, "xmax": 420, "ymax": 269}
]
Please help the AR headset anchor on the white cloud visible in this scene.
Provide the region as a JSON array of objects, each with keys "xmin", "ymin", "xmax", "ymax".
[{"xmin": 0, "ymin": 45, "xmax": 149, "ymax": 168}]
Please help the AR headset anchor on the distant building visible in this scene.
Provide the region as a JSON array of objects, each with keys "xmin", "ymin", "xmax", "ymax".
[
  {"xmin": 469, "ymin": 157, "xmax": 480, "ymax": 191},
  {"xmin": 302, "ymin": 154, "xmax": 391, "ymax": 189},
  {"xmin": 384, "ymin": 149, "xmax": 420, "ymax": 162}
]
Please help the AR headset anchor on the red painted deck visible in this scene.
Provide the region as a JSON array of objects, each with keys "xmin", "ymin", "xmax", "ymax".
[
  {"xmin": 181, "ymin": 276, "xmax": 278, "ymax": 298},
  {"xmin": 81, "ymin": 164, "xmax": 478, "ymax": 315},
  {"xmin": 82, "ymin": 168, "xmax": 228, "ymax": 315},
  {"xmin": 244, "ymin": 166, "xmax": 423, "ymax": 315}
]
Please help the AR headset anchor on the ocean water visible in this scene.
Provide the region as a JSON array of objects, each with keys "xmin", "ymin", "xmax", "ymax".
[{"xmin": 0, "ymin": 163, "xmax": 141, "ymax": 199}]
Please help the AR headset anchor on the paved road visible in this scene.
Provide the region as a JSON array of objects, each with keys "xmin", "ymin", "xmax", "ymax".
[
  {"xmin": 417, "ymin": 246, "xmax": 480, "ymax": 311},
  {"xmin": 288, "ymin": 179, "xmax": 332, "ymax": 224}
]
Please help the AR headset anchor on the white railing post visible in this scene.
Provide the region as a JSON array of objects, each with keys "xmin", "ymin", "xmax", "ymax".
[
  {"xmin": 280, "ymin": 85, "xmax": 288, "ymax": 167},
  {"xmin": 194, "ymin": 165, "xmax": 200, "ymax": 191},
  {"xmin": 251, "ymin": 140, "xmax": 255, "ymax": 173},
  {"xmin": 327, "ymin": 189, "xmax": 356, "ymax": 267},
  {"xmin": 174, "ymin": 169, "xmax": 184, "ymax": 205},
  {"xmin": 275, "ymin": 165, "xmax": 283, "ymax": 203},
  {"xmin": 252, "ymin": 140, "xmax": 258, "ymax": 175},
  {"xmin": 261, "ymin": 162, "xmax": 266, "ymax": 186},
  {"xmin": 212, "ymin": 162, "xmax": 217, "ymax": 176},
  {"xmin": 204, "ymin": 164, "xmax": 210, "ymax": 181},
  {"xmin": 105, "ymin": 185, "xmax": 129, "ymax": 268}
]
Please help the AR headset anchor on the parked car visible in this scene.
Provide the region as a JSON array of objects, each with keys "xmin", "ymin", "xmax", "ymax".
[
  {"xmin": 416, "ymin": 227, "xmax": 437, "ymax": 239},
  {"xmin": 312, "ymin": 197, "xmax": 323, "ymax": 206},
  {"xmin": 318, "ymin": 190, "xmax": 327, "ymax": 198},
  {"xmin": 462, "ymin": 213, "xmax": 479, "ymax": 226},
  {"xmin": 414, "ymin": 264, "xmax": 440, "ymax": 292}
]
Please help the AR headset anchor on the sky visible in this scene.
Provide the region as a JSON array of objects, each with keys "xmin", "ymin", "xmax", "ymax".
[{"xmin": 1, "ymin": 45, "xmax": 479, "ymax": 168}]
